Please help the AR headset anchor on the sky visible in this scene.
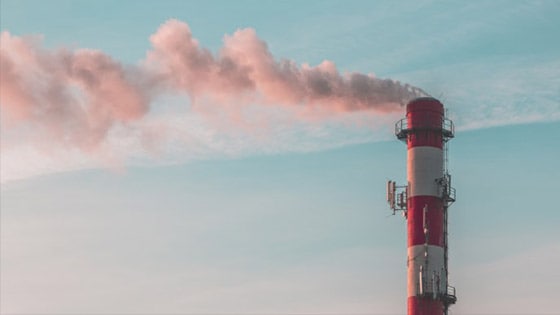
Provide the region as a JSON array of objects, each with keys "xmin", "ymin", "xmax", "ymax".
[{"xmin": 1, "ymin": 1, "xmax": 559, "ymax": 314}]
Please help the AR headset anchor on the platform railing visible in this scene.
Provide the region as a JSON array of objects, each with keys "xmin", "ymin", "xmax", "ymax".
[{"xmin": 395, "ymin": 118, "xmax": 455, "ymax": 141}]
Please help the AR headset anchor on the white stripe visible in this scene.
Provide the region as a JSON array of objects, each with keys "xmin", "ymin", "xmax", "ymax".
[
  {"xmin": 407, "ymin": 146, "xmax": 443, "ymax": 197},
  {"xmin": 407, "ymin": 245, "xmax": 446, "ymax": 297}
]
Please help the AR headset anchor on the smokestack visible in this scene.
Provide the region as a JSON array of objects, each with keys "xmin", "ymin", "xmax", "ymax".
[{"xmin": 387, "ymin": 97, "xmax": 457, "ymax": 315}]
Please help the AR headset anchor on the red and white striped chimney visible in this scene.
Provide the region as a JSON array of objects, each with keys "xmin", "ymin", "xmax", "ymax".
[
  {"xmin": 389, "ymin": 97, "xmax": 456, "ymax": 315},
  {"xmin": 406, "ymin": 98, "xmax": 446, "ymax": 315}
]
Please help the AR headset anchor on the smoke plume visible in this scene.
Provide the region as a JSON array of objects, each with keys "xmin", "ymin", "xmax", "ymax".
[
  {"xmin": 1, "ymin": 32, "xmax": 150, "ymax": 150},
  {"xmin": 1, "ymin": 19, "xmax": 426, "ymax": 154},
  {"xmin": 146, "ymin": 20, "xmax": 426, "ymax": 111}
]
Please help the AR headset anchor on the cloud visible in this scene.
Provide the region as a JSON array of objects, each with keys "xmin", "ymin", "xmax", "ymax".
[{"xmin": 399, "ymin": 56, "xmax": 560, "ymax": 131}]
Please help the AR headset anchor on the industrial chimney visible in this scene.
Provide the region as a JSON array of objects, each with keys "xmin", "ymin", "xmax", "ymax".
[{"xmin": 387, "ymin": 97, "xmax": 457, "ymax": 315}]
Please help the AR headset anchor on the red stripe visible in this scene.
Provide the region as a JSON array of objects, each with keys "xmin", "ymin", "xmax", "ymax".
[
  {"xmin": 408, "ymin": 296, "xmax": 444, "ymax": 315},
  {"xmin": 407, "ymin": 196, "xmax": 444, "ymax": 247},
  {"xmin": 406, "ymin": 98, "xmax": 444, "ymax": 149}
]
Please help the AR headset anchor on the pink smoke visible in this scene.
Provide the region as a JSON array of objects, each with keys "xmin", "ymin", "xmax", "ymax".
[
  {"xmin": 1, "ymin": 19, "xmax": 426, "ymax": 152},
  {"xmin": 1, "ymin": 32, "xmax": 150, "ymax": 150},
  {"xmin": 147, "ymin": 19, "xmax": 426, "ymax": 110}
]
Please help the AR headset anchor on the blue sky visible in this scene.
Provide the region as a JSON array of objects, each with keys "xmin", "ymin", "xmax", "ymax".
[{"xmin": 1, "ymin": 1, "xmax": 559, "ymax": 314}]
